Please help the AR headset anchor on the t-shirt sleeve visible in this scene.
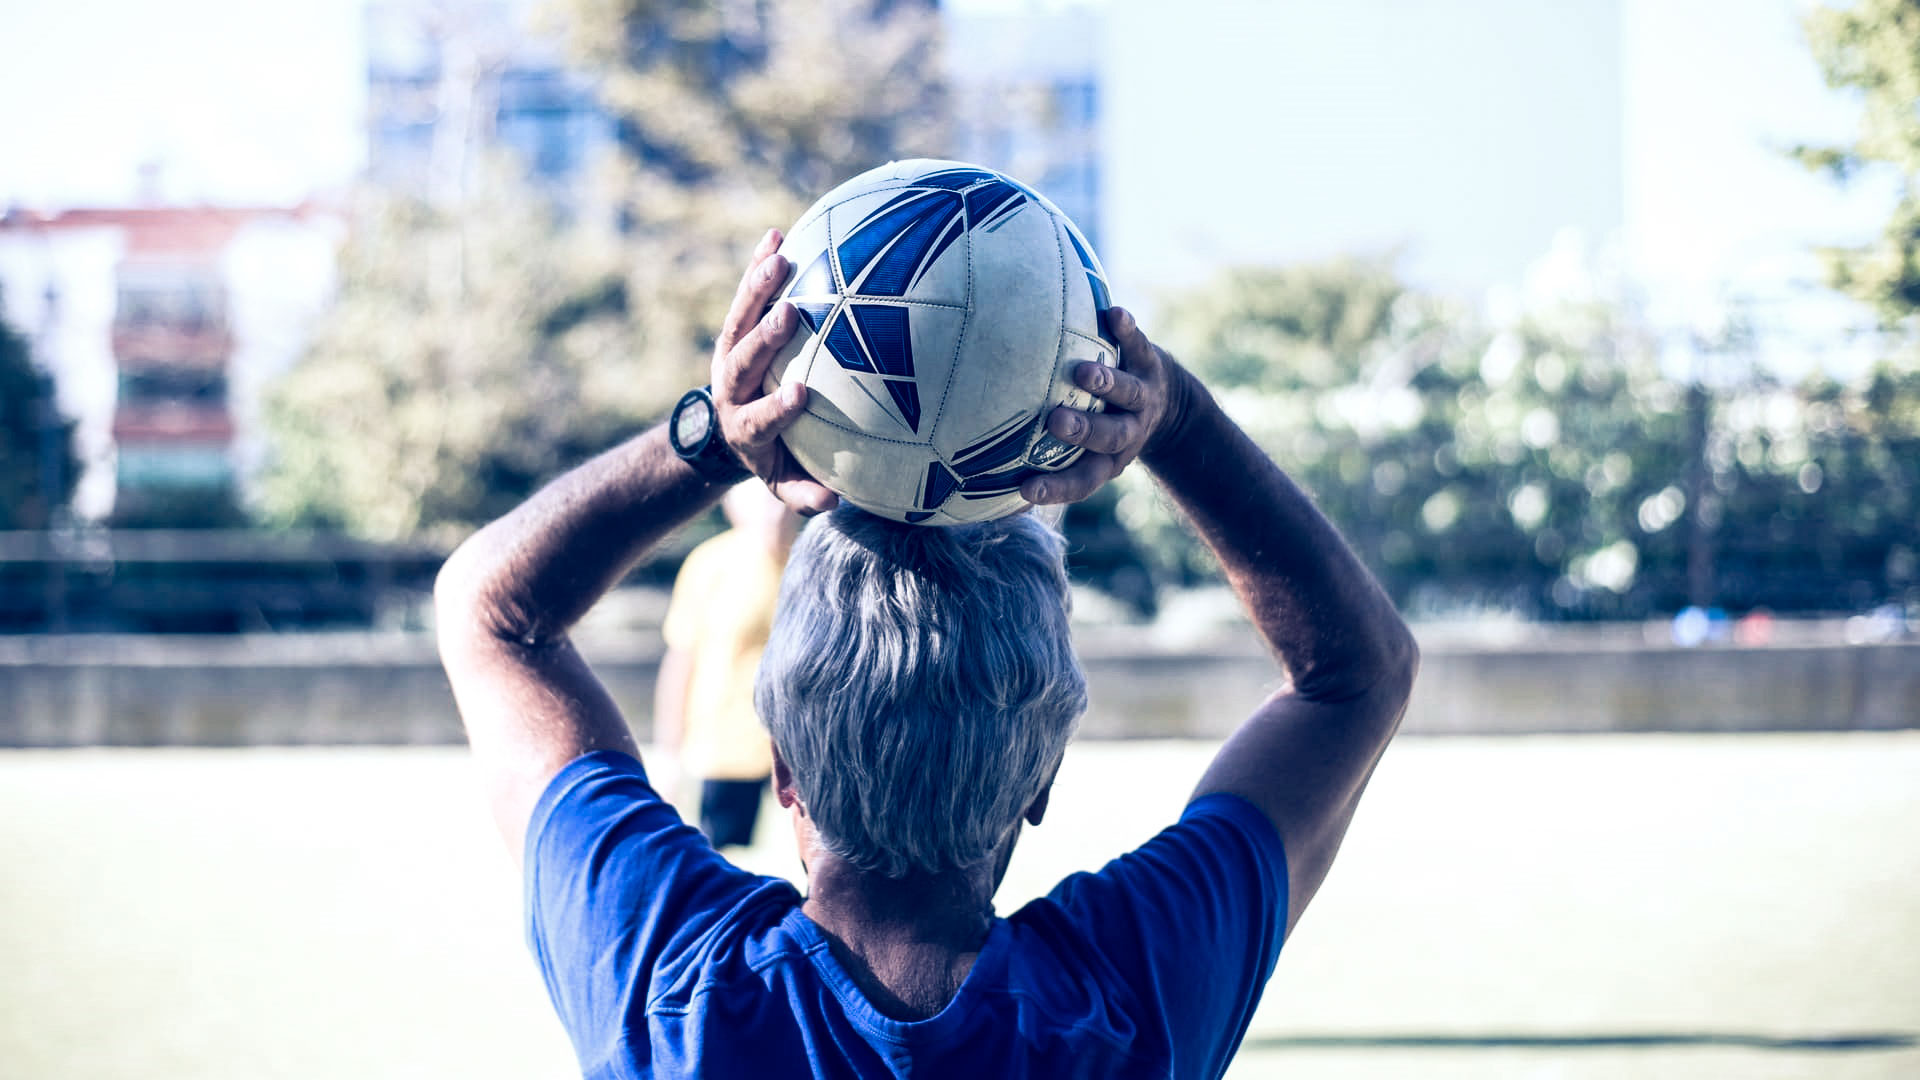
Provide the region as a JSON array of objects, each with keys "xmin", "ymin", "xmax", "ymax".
[
  {"xmin": 1042, "ymin": 793, "xmax": 1289, "ymax": 1075},
  {"xmin": 523, "ymin": 750, "xmax": 762, "ymax": 1076}
]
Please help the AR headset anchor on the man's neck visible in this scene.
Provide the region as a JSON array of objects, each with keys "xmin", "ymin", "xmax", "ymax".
[{"xmin": 800, "ymin": 855, "xmax": 1000, "ymax": 1020}]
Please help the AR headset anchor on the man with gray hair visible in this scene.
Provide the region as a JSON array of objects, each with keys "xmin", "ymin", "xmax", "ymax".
[{"xmin": 437, "ymin": 230, "xmax": 1418, "ymax": 1077}]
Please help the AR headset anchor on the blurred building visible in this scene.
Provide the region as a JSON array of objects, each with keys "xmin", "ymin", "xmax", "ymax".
[
  {"xmin": 364, "ymin": 0, "xmax": 616, "ymax": 208},
  {"xmin": 0, "ymin": 205, "xmax": 340, "ymax": 524},
  {"xmin": 364, "ymin": 0, "xmax": 1101, "ymax": 246},
  {"xmin": 945, "ymin": 5, "xmax": 1105, "ymax": 251}
]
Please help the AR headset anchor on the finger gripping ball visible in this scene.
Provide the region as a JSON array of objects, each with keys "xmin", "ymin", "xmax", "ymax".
[{"xmin": 765, "ymin": 159, "xmax": 1115, "ymax": 525}]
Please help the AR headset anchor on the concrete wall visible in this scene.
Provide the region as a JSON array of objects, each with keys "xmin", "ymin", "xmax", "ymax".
[{"xmin": 1, "ymin": 631, "xmax": 1914, "ymax": 748}]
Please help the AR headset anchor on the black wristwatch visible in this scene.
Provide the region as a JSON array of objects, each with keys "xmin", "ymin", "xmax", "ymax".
[{"xmin": 668, "ymin": 386, "xmax": 751, "ymax": 484}]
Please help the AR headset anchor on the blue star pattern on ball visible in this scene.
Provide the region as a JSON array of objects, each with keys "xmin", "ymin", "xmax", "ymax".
[
  {"xmin": 787, "ymin": 171, "xmax": 1033, "ymax": 438},
  {"xmin": 769, "ymin": 159, "xmax": 1116, "ymax": 525}
]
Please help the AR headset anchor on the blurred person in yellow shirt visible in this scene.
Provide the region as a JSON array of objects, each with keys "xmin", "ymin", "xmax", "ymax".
[{"xmin": 654, "ymin": 480, "xmax": 801, "ymax": 848}]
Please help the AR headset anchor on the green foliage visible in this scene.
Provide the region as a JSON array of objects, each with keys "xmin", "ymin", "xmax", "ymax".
[
  {"xmin": 1137, "ymin": 259, "xmax": 1919, "ymax": 617},
  {"xmin": 552, "ymin": 0, "xmax": 950, "ymax": 399},
  {"xmin": 259, "ymin": 174, "xmax": 642, "ymax": 542},
  {"xmin": 1159, "ymin": 260, "xmax": 1406, "ymax": 392},
  {"xmin": 0, "ymin": 312, "xmax": 79, "ymax": 530},
  {"xmin": 264, "ymin": 0, "xmax": 950, "ymax": 541},
  {"xmin": 1794, "ymin": 0, "xmax": 1920, "ymax": 325},
  {"xmin": 1707, "ymin": 366, "xmax": 1920, "ymax": 608}
]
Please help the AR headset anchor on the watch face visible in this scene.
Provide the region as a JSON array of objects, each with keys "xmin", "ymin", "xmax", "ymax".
[{"xmin": 674, "ymin": 396, "xmax": 712, "ymax": 451}]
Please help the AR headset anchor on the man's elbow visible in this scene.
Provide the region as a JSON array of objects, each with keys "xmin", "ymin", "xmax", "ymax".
[
  {"xmin": 1375, "ymin": 619, "xmax": 1420, "ymax": 725},
  {"xmin": 433, "ymin": 537, "xmax": 497, "ymax": 653},
  {"xmin": 1331, "ymin": 622, "xmax": 1417, "ymax": 752}
]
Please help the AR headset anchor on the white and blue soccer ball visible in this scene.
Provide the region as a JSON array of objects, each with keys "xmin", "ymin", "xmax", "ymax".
[{"xmin": 766, "ymin": 159, "xmax": 1116, "ymax": 525}]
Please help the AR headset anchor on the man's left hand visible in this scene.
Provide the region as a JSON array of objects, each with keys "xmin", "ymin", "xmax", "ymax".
[{"xmin": 1020, "ymin": 306, "xmax": 1176, "ymax": 506}]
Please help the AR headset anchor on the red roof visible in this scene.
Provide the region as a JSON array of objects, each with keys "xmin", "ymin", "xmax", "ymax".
[
  {"xmin": 113, "ymin": 406, "xmax": 236, "ymax": 444},
  {"xmin": 0, "ymin": 204, "xmax": 320, "ymax": 256}
]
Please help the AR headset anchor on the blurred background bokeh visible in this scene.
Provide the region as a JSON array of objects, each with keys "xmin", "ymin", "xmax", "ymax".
[
  {"xmin": 1, "ymin": 1, "xmax": 1916, "ymax": 1078},
  {"xmin": 3, "ymin": 0, "xmax": 1918, "ymax": 631}
]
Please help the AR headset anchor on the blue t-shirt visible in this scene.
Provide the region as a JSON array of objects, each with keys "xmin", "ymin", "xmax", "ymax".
[{"xmin": 525, "ymin": 751, "xmax": 1289, "ymax": 1079}]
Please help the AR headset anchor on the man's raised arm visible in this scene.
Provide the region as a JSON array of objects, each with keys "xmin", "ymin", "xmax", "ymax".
[
  {"xmin": 1025, "ymin": 308, "xmax": 1418, "ymax": 937},
  {"xmin": 434, "ymin": 229, "xmax": 834, "ymax": 857}
]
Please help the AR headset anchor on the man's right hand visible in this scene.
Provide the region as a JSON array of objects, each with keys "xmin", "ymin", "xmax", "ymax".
[{"xmin": 710, "ymin": 228, "xmax": 840, "ymax": 516}]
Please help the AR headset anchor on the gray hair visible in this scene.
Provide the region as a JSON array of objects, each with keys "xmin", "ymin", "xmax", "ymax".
[{"xmin": 755, "ymin": 506, "xmax": 1086, "ymax": 878}]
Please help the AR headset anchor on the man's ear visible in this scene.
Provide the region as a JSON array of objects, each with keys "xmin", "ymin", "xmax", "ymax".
[
  {"xmin": 1024, "ymin": 767, "xmax": 1058, "ymax": 827},
  {"xmin": 771, "ymin": 742, "xmax": 802, "ymax": 813}
]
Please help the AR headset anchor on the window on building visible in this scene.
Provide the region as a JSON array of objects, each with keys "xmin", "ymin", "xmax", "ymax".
[
  {"xmin": 117, "ymin": 446, "xmax": 233, "ymax": 491},
  {"xmin": 115, "ymin": 277, "xmax": 227, "ymax": 334},
  {"xmin": 1052, "ymin": 78, "xmax": 1098, "ymax": 130},
  {"xmin": 119, "ymin": 369, "xmax": 228, "ymax": 406}
]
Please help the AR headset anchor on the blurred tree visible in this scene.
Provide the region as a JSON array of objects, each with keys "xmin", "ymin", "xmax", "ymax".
[
  {"xmin": 1794, "ymin": 0, "xmax": 1920, "ymax": 327},
  {"xmin": 1143, "ymin": 259, "xmax": 1710, "ymax": 618},
  {"xmin": 552, "ymin": 0, "xmax": 950, "ymax": 398},
  {"xmin": 0, "ymin": 311, "xmax": 80, "ymax": 530},
  {"xmin": 1790, "ymin": 3, "xmax": 1920, "ymax": 601},
  {"xmin": 1145, "ymin": 255, "xmax": 1920, "ymax": 618},
  {"xmin": 259, "ymin": 171, "xmax": 640, "ymax": 542},
  {"xmin": 1137, "ymin": 260, "xmax": 1418, "ymax": 586},
  {"xmin": 1707, "ymin": 367, "xmax": 1920, "ymax": 610},
  {"xmin": 264, "ymin": 0, "xmax": 950, "ymax": 542}
]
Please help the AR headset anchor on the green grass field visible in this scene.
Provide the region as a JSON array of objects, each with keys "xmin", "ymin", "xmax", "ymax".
[{"xmin": 2, "ymin": 734, "xmax": 1916, "ymax": 1079}]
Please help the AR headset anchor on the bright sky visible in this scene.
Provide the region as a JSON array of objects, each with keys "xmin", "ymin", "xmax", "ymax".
[
  {"xmin": 0, "ymin": 0, "xmax": 1889, "ymax": 341},
  {"xmin": 0, "ymin": 0, "xmax": 365, "ymax": 206},
  {"xmin": 0, "ymin": 0, "xmax": 1044, "ymax": 206},
  {"xmin": 1623, "ymin": 2, "xmax": 1888, "ymax": 288}
]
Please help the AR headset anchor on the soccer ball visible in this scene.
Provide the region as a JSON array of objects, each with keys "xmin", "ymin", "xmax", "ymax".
[{"xmin": 765, "ymin": 159, "xmax": 1115, "ymax": 524}]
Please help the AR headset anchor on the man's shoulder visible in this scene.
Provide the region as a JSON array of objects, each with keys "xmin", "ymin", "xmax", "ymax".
[
  {"xmin": 989, "ymin": 796, "xmax": 1290, "ymax": 1075},
  {"xmin": 1039, "ymin": 794, "xmax": 1286, "ymax": 905},
  {"xmin": 644, "ymin": 884, "xmax": 811, "ymax": 1008}
]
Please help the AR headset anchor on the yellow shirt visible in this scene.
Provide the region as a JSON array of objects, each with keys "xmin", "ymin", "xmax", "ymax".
[{"xmin": 661, "ymin": 529, "xmax": 784, "ymax": 781}]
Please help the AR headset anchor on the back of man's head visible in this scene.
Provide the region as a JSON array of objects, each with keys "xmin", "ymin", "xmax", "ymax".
[{"xmin": 755, "ymin": 506, "xmax": 1086, "ymax": 878}]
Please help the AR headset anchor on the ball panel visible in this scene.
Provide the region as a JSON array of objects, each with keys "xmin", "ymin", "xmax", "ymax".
[
  {"xmin": 807, "ymin": 162, "xmax": 925, "ymax": 217},
  {"xmin": 962, "ymin": 177, "xmax": 1031, "ymax": 233},
  {"xmin": 768, "ymin": 212, "xmax": 840, "ymax": 407},
  {"xmin": 782, "ymin": 299, "xmax": 967, "ymax": 444},
  {"xmin": 778, "ymin": 206, "xmax": 837, "ymax": 297},
  {"xmin": 897, "ymin": 233, "xmax": 969, "ymax": 309},
  {"xmin": 787, "ymin": 251, "xmax": 838, "ymax": 307},
  {"xmin": 1057, "ymin": 218, "xmax": 1111, "ymax": 342},
  {"xmin": 780, "ymin": 413, "xmax": 931, "ymax": 517},
  {"xmin": 896, "ymin": 301, "xmax": 968, "ymax": 432},
  {"xmin": 799, "ymin": 324, "xmax": 923, "ymax": 440},
  {"xmin": 842, "ymin": 191, "xmax": 963, "ymax": 298},
  {"xmin": 766, "ymin": 209, "xmax": 837, "ymax": 402},
  {"xmin": 1001, "ymin": 172, "xmax": 1074, "ymax": 224},
  {"xmin": 884, "ymin": 159, "xmax": 999, "ymax": 187},
  {"xmin": 763, "ymin": 316, "xmax": 818, "ymax": 399},
  {"xmin": 940, "ymin": 490, "xmax": 1028, "ymax": 524},
  {"xmin": 927, "ymin": 200, "xmax": 1063, "ymax": 462},
  {"xmin": 947, "ymin": 413, "xmax": 1036, "ymax": 475},
  {"xmin": 826, "ymin": 189, "xmax": 970, "ymax": 307}
]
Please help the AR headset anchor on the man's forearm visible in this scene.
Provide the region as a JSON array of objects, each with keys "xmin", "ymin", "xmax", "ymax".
[
  {"xmin": 437, "ymin": 424, "xmax": 728, "ymax": 645},
  {"xmin": 1142, "ymin": 366, "xmax": 1415, "ymax": 701}
]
